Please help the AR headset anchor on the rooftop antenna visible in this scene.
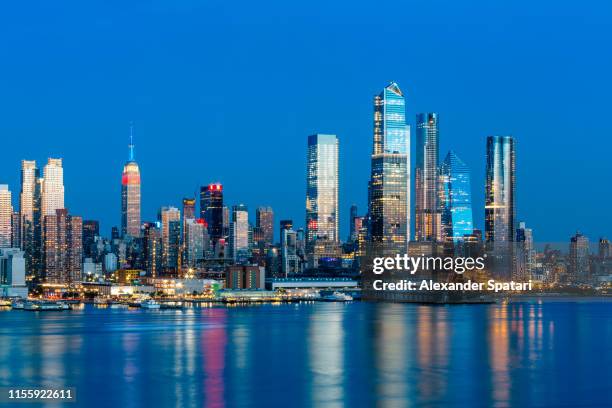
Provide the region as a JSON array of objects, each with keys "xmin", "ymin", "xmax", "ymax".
[{"xmin": 128, "ymin": 121, "xmax": 135, "ymax": 161}]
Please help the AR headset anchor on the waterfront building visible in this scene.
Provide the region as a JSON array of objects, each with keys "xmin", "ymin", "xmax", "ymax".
[
  {"xmin": 159, "ymin": 206, "xmax": 180, "ymax": 272},
  {"xmin": 230, "ymin": 204, "xmax": 249, "ymax": 262},
  {"xmin": 305, "ymin": 134, "xmax": 339, "ymax": 250},
  {"xmin": 256, "ymin": 206, "xmax": 274, "ymax": 245},
  {"xmin": 415, "ymin": 113, "xmax": 440, "ymax": 241},
  {"xmin": 200, "ymin": 183, "xmax": 224, "ymax": 249},
  {"xmin": 439, "ymin": 150, "xmax": 474, "ymax": 243},
  {"xmin": 0, "ymin": 248, "xmax": 28, "ymax": 298},
  {"xmin": 43, "ymin": 208, "xmax": 82, "ymax": 284},
  {"xmin": 569, "ymin": 232, "xmax": 590, "ymax": 283},
  {"xmin": 0, "ymin": 185, "xmax": 13, "ymax": 248},
  {"xmin": 41, "ymin": 158, "xmax": 64, "ymax": 217},
  {"xmin": 485, "ymin": 136, "xmax": 515, "ymax": 277},
  {"xmin": 121, "ymin": 127, "xmax": 141, "ymax": 238},
  {"xmin": 367, "ymin": 82, "xmax": 410, "ymax": 253},
  {"xmin": 104, "ymin": 252, "xmax": 118, "ymax": 273},
  {"xmin": 19, "ymin": 161, "xmax": 42, "ymax": 277},
  {"xmin": 226, "ymin": 265, "xmax": 265, "ymax": 290}
]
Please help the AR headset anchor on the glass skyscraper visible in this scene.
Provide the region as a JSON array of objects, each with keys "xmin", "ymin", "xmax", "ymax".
[
  {"xmin": 368, "ymin": 82, "xmax": 410, "ymax": 252},
  {"xmin": 200, "ymin": 183, "xmax": 224, "ymax": 250},
  {"xmin": 121, "ymin": 128, "xmax": 141, "ymax": 238},
  {"xmin": 485, "ymin": 136, "xmax": 515, "ymax": 244},
  {"xmin": 415, "ymin": 112, "xmax": 440, "ymax": 241},
  {"xmin": 439, "ymin": 150, "xmax": 473, "ymax": 243},
  {"xmin": 305, "ymin": 134, "xmax": 339, "ymax": 249}
]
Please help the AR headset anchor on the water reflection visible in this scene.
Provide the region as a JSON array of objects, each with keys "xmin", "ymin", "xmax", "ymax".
[{"xmin": 0, "ymin": 300, "xmax": 608, "ymax": 407}]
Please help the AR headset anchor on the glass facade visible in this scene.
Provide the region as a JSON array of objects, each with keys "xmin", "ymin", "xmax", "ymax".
[
  {"xmin": 305, "ymin": 134, "xmax": 339, "ymax": 249},
  {"xmin": 415, "ymin": 112, "xmax": 440, "ymax": 241},
  {"xmin": 439, "ymin": 150, "xmax": 473, "ymax": 243},
  {"xmin": 485, "ymin": 136, "xmax": 515, "ymax": 244},
  {"xmin": 368, "ymin": 82, "xmax": 410, "ymax": 252},
  {"xmin": 200, "ymin": 184, "xmax": 224, "ymax": 248}
]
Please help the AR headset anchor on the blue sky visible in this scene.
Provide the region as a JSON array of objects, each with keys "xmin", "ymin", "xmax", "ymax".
[{"xmin": 0, "ymin": 0, "xmax": 610, "ymax": 242}]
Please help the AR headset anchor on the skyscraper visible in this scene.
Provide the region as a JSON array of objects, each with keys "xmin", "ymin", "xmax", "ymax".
[
  {"xmin": 439, "ymin": 150, "xmax": 474, "ymax": 243},
  {"xmin": 159, "ymin": 206, "xmax": 180, "ymax": 272},
  {"xmin": 19, "ymin": 160, "xmax": 38, "ymax": 255},
  {"xmin": 515, "ymin": 221, "xmax": 535, "ymax": 280},
  {"xmin": 82, "ymin": 220, "xmax": 100, "ymax": 260},
  {"xmin": 184, "ymin": 218, "xmax": 205, "ymax": 267},
  {"xmin": 255, "ymin": 206, "xmax": 274, "ymax": 245},
  {"xmin": 230, "ymin": 204, "xmax": 249, "ymax": 262},
  {"xmin": 367, "ymin": 82, "xmax": 410, "ymax": 252},
  {"xmin": 0, "ymin": 185, "xmax": 12, "ymax": 248},
  {"xmin": 306, "ymin": 134, "xmax": 339, "ymax": 249},
  {"xmin": 43, "ymin": 208, "xmax": 82, "ymax": 284},
  {"xmin": 182, "ymin": 197, "xmax": 196, "ymax": 222},
  {"xmin": 349, "ymin": 204, "xmax": 358, "ymax": 242},
  {"xmin": 415, "ymin": 113, "xmax": 440, "ymax": 241},
  {"xmin": 485, "ymin": 136, "xmax": 515, "ymax": 277},
  {"xmin": 569, "ymin": 232, "xmax": 590, "ymax": 283},
  {"xmin": 201, "ymin": 183, "xmax": 224, "ymax": 248},
  {"xmin": 485, "ymin": 136, "xmax": 515, "ymax": 244},
  {"xmin": 121, "ymin": 127, "xmax": 141, "ymax": 238},
  {"xmin": 42, "ymin": 158, "xmax": 64, "ymax": 217}
]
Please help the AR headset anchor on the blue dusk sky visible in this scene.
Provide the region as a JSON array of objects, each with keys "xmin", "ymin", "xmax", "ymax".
[{"xmin": 0, "ymin": 0, "xmax": 610, "ymax": 243}]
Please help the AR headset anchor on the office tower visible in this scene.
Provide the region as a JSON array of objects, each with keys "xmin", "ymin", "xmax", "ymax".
[
  {"xmin": 30, "ymin": 177, "xmax": 43, "ymax": 278},
  {"xmin": 222, "ymin": 206, "xmax": 230, "ymax": 237},
  {"xmin": 121, "ymin": 127, "xmax": 141, "ymax": 238},
  {"xmin": 143, "ymin": 222, "xmax": 162, "ymax": 277},
  {"xmin": 439, "ymin": 150, "xmax": 474, "ymax": 243},
  {"xmin": 230, "ymin": 204, "xmax": 249, "ymax": 262},
  {"xmin": 159, "ymin": 207, "xmax": 180, "ymax": 271},
  {"xmin": 200, "ymin": 183, "xmax": 224, "ymax": 247},
  {"xmin": 82, "ymin": 220, "xmax": 99, "ymax": 260},
  {"xmin": 281, "ymin": 227, "xmax": 301, "ymax": 276},
  {"xmin": 182, "ymin": 197, "xmax": 196, "ymax": 222},
  {"xmin": 415, "ymin": 113, "xmax": 440, "ymax": 241},
  {"xmin": 569, "ymin": 232, "xmax": 590, "ymax": 283},
  {"xmin": 485, "ymin": 136, "xmax": 515, "ymax": 244},
  {"xmin": 485, "ymin": 136, "xmax": 515, "ymax": 277},
  {"xmin": 42, "ymin": 158, "xmax": 64, "ymax": 217},
  {"xmin": 256, "ymin": 206, "xmax": 274, "ymax": 245},
  {"xmin": 167, "ymin": 220, "xmax": 181, "ymax": 273},
  {"xmin": 599, "ymin": 238, "xmax": 610, "ymax": 259},
  {"xmin": 184, "ymin": 218, "xmax": 205, "ymax": 267},
  {"xmin": 367, "ymin": 82, "xmax": 410, "ymax": 253},
  {"xmin": 515, "ymin": 222, "xmax": 535, "ymax": 280},
  {"xmin": 280, "ymin": 219, "xmax": 293, "ymax": 241},
  {"xmin": 305, "ymin": 134, "xmax": 339, "ymax": 250},
  {"xmin": 43, "ymin": 208, "xmax": 82, "ymax": 284},
  {"xmin": 11, "ymin": 211, "xmax": 21, "ymax": 248},
  {"xmin": 0, "ymin": 185, "xmax": 12, "ymax": 248},
  {"xmin": 349, "ymin": 204, "xmax": 358, "ymax": 241}
]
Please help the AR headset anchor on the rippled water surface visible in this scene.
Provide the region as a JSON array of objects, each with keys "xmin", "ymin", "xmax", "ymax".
[{"xmin": 0, "ymin": 299, "xmax": 610, "ymax": 407}]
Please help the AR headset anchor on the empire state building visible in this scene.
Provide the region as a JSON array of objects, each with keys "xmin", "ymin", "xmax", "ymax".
[{"xmin": 121, "ymin": 126, "xmax": 141, "ymax": 238}]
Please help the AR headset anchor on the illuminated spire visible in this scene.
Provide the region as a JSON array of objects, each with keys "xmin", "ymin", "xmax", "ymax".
[{"xmin": 128, "ymin": 122, "xmax": 135, "ymax": 161}]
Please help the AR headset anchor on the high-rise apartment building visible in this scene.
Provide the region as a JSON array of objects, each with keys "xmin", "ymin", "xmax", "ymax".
[
  {"xmin": 569, "ymin": 232, "xmax": 590, "ymax": 283},
  {"xmin": 439, "ymin": 150, "xmax": 473, "ymax": 243},
  {"xmin": 43, "ymin": 208, "xmax": 82, "ymax": 284},
  {"xmin": 121, "ymin": 129, "xmax": 141, "ymax": 238},
  {"xmin": 305, "ymin": 134, "xmax": 339, "ymax": 250},
  {"xmin": 415, "ymin": 113, "xmax": 440, "ymax": 241},
  {"xmin": 42, "ymin": 158, "xmax": 64, "ymax": 217},
  {"xmin": 0, "ymin": 185, "xmax": 12, "ymax": 248},
  {"xmin": 367, "ymin": 82, "xmax": 410, "ymax": 252}
]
